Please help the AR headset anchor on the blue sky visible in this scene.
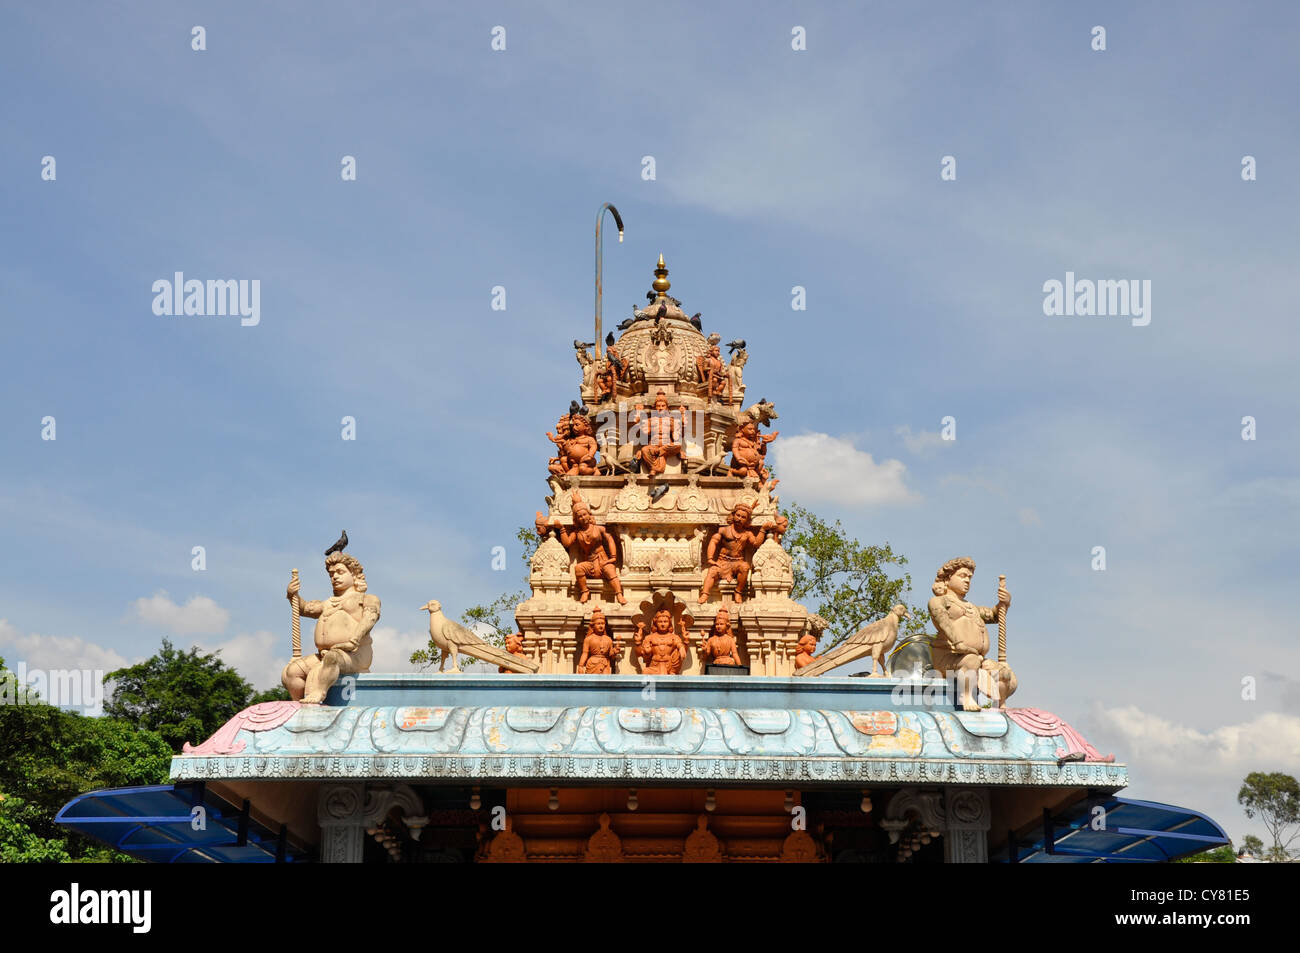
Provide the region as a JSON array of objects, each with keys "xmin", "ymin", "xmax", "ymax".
[{"xmin": 2, "ymin": 2, "xmax": 1298, "ymax": 847}]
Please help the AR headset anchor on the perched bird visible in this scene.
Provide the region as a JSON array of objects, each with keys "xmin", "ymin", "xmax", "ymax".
[
  {"xmin": 574, "ymin": 339, "xmax": 596, "ymax": 350},
  {"xmin": 689, "ymin": 312, "xmax": 702, "ymax": 330},
  {"xmin": 621, "ymin": 314, "xmax": 637, "ymax": 329},
  {"xmin": 420, "ymin": 600, "xmax": 540, "ymax": 674},
  {"xmin": 324, "ymin": 530, "xmax": 348, "ymax": 556},
  {"xmin": 645, "ymin": 290, "xmax": 657, "ymax": 303},
  {"xmin": 795, "ymin": 605, "xmax": 911, "ymax": 678},
  {"xmin": 727, "ymin": 338, "xmax": 746, "ymax": 353},
  {"xmin": 605, "ymin": 331, "xmax": 616, "ymax": 348},
  {"xmin": 648, "ymin": 483, "xmax": 670, "ymax": 503},
  {"xmin": 656, "ymin": 302, "xmax": 667, "ymax": 319},
  {"xmin": 568, "ymin": 399, "xmax": 589, "ymax": 418}
]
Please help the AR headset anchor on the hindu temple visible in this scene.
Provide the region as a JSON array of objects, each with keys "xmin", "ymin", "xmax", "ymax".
[{"xmin": 57, "ymin": 234, "xmax": 1229, "ymax": 863}]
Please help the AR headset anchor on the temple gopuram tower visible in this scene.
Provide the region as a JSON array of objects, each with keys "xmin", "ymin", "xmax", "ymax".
[{"xmin": 517, "ymin": 256, "xmax": 808, "ymax": 676}]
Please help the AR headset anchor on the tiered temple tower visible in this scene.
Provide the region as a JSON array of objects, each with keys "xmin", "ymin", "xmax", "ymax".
[{"xmin": 516, "ymin": 256, "xmax": 811, "ymax": 675}]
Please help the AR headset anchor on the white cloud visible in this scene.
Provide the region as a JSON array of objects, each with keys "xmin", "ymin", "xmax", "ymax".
[
  {"xmin": 0, "ymin": 619, "xmax": 133, "ymax": 675},
  {"xmin": 197, "ymin": 630, "xmax": 282, "ymax": 693},
  {"xmin": 369, "ymin": 626, "xmax": 427, "ymax": 674},
  {"xmin": 772, "ymin": 433, "xmax": 917, "ymax": 506},
  {"xmin": 1093, "ymin": 706, "xmax": 1300, "ymax": 776},
  {"xmin": 895, "ymin": 425, "xmax": 951, "ymax": 456},
  {"xmin": 132, "ymin": 591, "xmax": 229, "ymax": 635}
]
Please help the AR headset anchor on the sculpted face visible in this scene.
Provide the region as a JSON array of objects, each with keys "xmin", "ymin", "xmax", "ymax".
[
  {"xmin": 730, "ymin": 505, "xmax": 753, "ymax": 528},
  {"xmin": 654, "ymin": 392, "xmax": 669, "ymax": 411},
  {"xmin": 574, "ymin": 507, "xmax": 594, "ymax": 529},
  {"xmin": 590, "ymin": 610, "xmax": 606, "ymax": 634},
  {"xmin": 328, "ymin": 560, "xmax": 355, "ymax": 594},
  {"xmin": 653, "ymin": 609, "xmax": 673, "ymax": 633},
  {"xmin": 713, "ymin": 610, "xmax": 730, "ymax": 634},
  {"xmin": 948, "ymin": 567, "xmax": 973, "ymax": 598},
  {"xmin": 572, "ymin": 415, "xmax": 592, "ymax": 436}
]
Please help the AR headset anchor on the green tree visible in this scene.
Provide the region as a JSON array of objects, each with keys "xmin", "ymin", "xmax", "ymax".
[
  {"xmin": 1238, "ymin": 771, "xmax": 1300, "ymax": 860},
  {"xmin": 104, "ymin": 638, "xmax": 282, "ymax": 752},
  {"xmin": 1175, "ymin": 843, "xmax": 1236, "ymax": 863},
  {"xmin": 781, "ymin": 503, "xmax": 927, "ymax": 649},
  {"xmin": 1240, "ymin": 833, "xmax": 1265, "ymax": 858}
]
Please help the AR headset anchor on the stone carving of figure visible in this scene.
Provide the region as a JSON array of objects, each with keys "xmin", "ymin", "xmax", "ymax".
[
  {"xmin": 499, "ymin": 632, "xmax": 527, "ymax": 674},
  {"xmin": 697, "ymin": 608, "xmax": 743, "ymax": 667},
  {"xmin": 727, "ymin": 349, "xmax": 747, "ymax": 398},
  {"xmin": 630, "ymin": 390, "xmax": 682, "ymax": 475},
  {"xmin": 794, "ymin": 633, "xmax": 818, "ymax": 670},
  {"xmin": 698, "ymin": 502, "xmax": 788, "ymax": 603},
  {"xmin": 728, "ymin": 420, "xmax": 778, "ymax": 481},
  {"xmin": 578, "ymin": 607, "xmax": 621, "ymax": 674},
  {"xmin": 593, "ymin": 360, "xmax": 615, "ymax": 403},
  {"xmin": 695, "ymin": 343, "xmax": 726, "ymax": 400},
  {"xmin": 535, "ymin": 494, "xmax": 627, "ymax": 604},
  {"xmin": 281, "ymin": 552, "xmax": 380, "ymax": 704},
  {"xmin": 547, "ymin": 413, "xmax": 600, "ymax": 475},
  {"xmin": 927, "ymin": 557, "xmax": 1016, "ymax": 711},
  {"xmin": 576, "ymin": 347, "xmax": 596, "ymax": 395},
  {"xmin": 634, "ymin": 607, "xmax": 691, "ymax": 675}
]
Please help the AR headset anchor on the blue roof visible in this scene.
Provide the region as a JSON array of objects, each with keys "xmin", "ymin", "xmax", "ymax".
[
  {"xmin": 56, "ymin": 783, "xmax": 307, "ymax": 863},
  {"xmin": 995, "ymin": 796, "xmax": 1229, "ymax": 863}
]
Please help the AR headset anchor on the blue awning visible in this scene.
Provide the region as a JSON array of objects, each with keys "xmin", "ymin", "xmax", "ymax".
[
  {"xmin": 995, "ymin": 795, "xmax": 1229, "ymax": 863},
  {"xmin": 56, "ymin": 783, "xmax": 307, "ymax": 863}
]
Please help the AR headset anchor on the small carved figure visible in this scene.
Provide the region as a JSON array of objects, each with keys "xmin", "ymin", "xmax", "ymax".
[
  {"xmin": 578, "ymin": 607, "xmax": 621, "ymax": 674},
  {"xmin": 630, "ymin": 390, "xmax": 682, "ymax": 475},
  {"xmin": 535, "ymin": 494, "xmax": 627, "ymax": 604},
  {"xmin": 727, "ymin": 349, "xmax": 747, "ymax": 397},
  {"xmin": 576, "ymin": 347, "xmax": 597, "ymax": 395},
  {"xmin": 728, "ymin": 420, "xmax": 779, "ymax": 480},
  {"xmin": 547, "ymin": 413, "xmax": 600, "ymax": 475},
  {"xmin": 281, "ymin": 552, "xmax": 380, "ymax": 704},
  {"xmin": 794, "ymin": 633, "xmax": 819, "ymax": 670},
  {"xmin": 697, "ymin": 608, "xmax": 743, "ymax": 667},
  {"xmin": 927, "ymin": 558, "xmax": 1016, "ymax": 711},
  {"xmin": 695, "ymin": 343, "xmax": 727, "ymax": 399},
  {"xmin": 796, "ymin": 604, "xmax": 910, "ymax": 678},
  {"xmin": 593, "ymin": 359, "xmax": 615, "ymax": 402},
  {"xmin": 500, "ymin": 631, "xmax": 527, "ymax": 674},
  {"xmin": 634, "ymin": 607, "xmax": 691, "ymax": 675},
  {"xmin": 698, "ymin": 502, "xmax": 788, "ymax": 603},
  {"xmin": 739, "ymin": 399, "xmax": 779, "ymax": 428}
]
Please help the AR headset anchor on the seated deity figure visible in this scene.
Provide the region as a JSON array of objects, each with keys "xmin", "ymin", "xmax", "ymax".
[
  {"xmin": 631, "ymin": 391, "xmax": 683, "ymax": 475},
  {"xmin": 281, "ymin": 552, "xmax": 380, "ymax": 704},
  {"xmin": 699, "ymin": 501, "xmax": 787, "ymax": 603},
  {"xmin": 593, "ymin": 359, "xmax": 615, "ymax": 403},
  {"xmin": 535, "ymin": 493, "xmax": 628, "ymax": 604},
  {"xmin": 927, "ymin": 557, "xmax": 1016, "ymax": 712},
  {"xmin": 697, "ymin": 608, "xmax": 743, "ymax": 667},
  {"xmin": 634, "ymin": 607, "xmax": 691, "ymax": 675},
  {"xmin": 547, "ymin": 413, "xmax": 600, "ymax": 475},
  {"xmin": 728, "ymin": 420, "xmax": 778, "ymax": 481},
  {"xmin": 577, "ymin": 607, "xmax": 621, "ymax": 674}
]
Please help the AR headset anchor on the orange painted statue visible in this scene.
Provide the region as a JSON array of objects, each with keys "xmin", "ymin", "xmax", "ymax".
[
  {"xmin": 593, "ymin": 360, "xmax": 615, "ymax": 403},
  {"xmin": 547, "ymin": 413, "xmax": 600, "ymax": 475},
  {"xmin": 578, "ymin": 607, "xmax": 621, "ymax": 674},
  {"xmin": 634, "ymin": 607, "xmax": 691, "ymax": 675},
  {"xmin": 728, "ymin": 420, "xmax": 778, "ymax": 481},
  {"xmin": 631, "ymin": 391, "xmax": 682, "ymax": 475},
  {"xmin": 696, "ymin": 343, "xmax": 727, "ymax": 400},
  {"xmin": 535, "ymin": 494, "xmax": 627, "ymax": 604},
  {"xmin": 794, "ymin": 633, "xmax": 819, "ymax": 670},
  {"xmin": 697, "ymin": 608, "xmax": 743, "ymax": 667},
  {"xmin": 699, "ymin": 501, "xmax": 788, "ymax": 603},
  {"xmin": 499, "ymin": 631, "xmax": 527, "ymax": 674}
]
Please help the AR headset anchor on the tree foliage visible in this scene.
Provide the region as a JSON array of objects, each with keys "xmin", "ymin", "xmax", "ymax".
[
  {"xmin": 1238, "ymin": 771, "xmax": 1300, "ymax": 858},
  {"xmin": 104, "ymin": 638, "xmax": 283, "ymax": 752},
  {"xmin": 781, "ymin": 503, "xmax": 928, "ymax": 649}
]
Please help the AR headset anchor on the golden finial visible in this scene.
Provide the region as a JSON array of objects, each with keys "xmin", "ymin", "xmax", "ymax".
[{"xmin": 652, "ymin": 254, "xmax": 671, "ymax": 298}]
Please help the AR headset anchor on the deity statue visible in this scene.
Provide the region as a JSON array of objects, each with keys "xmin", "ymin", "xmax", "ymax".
[
  {"xmin": 593, "ymin": 360, "xmax": 615, "ymax": 403},
  {"xmin": 577, "ymin": 607, "xmax": 621, "ymax": 674},
  {"xmin": 281, "ymin": 551, "xmax": 380, "ymax": 704},
  {"xmin": 547, "ymin": 413, "xmax": 600, "ymax": 475},
  {"xmin": 697, "ymin": 608, "xmax": 743, "ymax": 667},
  {"xmin": 695, "ymin": 343, "xmax": 726, "ymax": 400},
  {"xmin": 794, "ymin": 633, "xmax": 819, "ymax": 670},
  {"xmin": 630, "ymin": 390, "xmax": 682, "ymax": 475},
  {"xmin": 699, "ymin": 502, "xmax": 787, "ymax": 603},
  {"xmin": 535, "ymin": 494, "xmax": 627, "ymax": 604},
  {"xmin": 927, "ymin": 557, "xmax": 1016, "ymax": 712},
  {"xmin": 576, "ymin": 347, "xmax": 597, "ymax": 395},
  {"xmin": 728, "ymin": 420, "xmax": 778, "ymax": 481},
  {"xmin": 634, "ymin": 607, "xmax": 691, "ymax": 675},
  {"xmin": 499, "ymin": 632, "xmax": 527, "ymax": 674}
]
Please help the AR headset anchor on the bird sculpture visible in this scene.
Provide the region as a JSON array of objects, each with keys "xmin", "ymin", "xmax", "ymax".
[
  {"xmin": 420, "ymin": 600, "xmax": 540, "ymax": 674},
  {"xmin": 574, "ymin": 339, "xmax": 596, "ymax": 351},
  {"xmin": 795, "ymin": 604, "xmax": 911, "ymax": 678},
  {"xmin": 324, "ymin": 530, "xmax": 348, "ymax": 556},
  {"xmin": 689, "ymin": 312, "xmax": 703, "ymax": 330},
  {"xmin": 727, "ymin": 338, "xmax": 746, "ymax": 353}
]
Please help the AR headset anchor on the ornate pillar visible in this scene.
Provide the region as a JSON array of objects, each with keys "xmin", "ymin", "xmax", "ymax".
[
  {"xmin": 942, "ymin": 788, "xmax": 991, "ymax": 864},
  {"xmin": 317, "ymin": 782, "xmax": 425, "ymax": 864}
]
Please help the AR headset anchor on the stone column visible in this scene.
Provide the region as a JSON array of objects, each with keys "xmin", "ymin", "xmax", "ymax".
[
  {"xmin": 318, "ymin": 783, "xmax": 368, "ymax": 863},
  {"xmin": 942, "ymin": 787, "xmax": 991, "ymax": 864}
]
